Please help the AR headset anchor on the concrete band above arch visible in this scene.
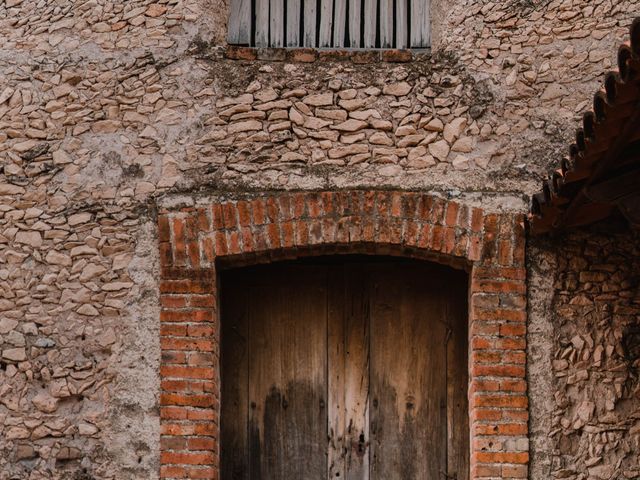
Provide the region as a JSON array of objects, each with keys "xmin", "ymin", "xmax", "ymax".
[{"xmin": 157, "ymin": 190, "xmax": 528, "ymax": 480}]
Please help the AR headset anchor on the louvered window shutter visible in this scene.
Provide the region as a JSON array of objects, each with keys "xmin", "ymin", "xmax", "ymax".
[{"xmin": 227, "ymin": 0, "xmax": 430, "ymax": 49}]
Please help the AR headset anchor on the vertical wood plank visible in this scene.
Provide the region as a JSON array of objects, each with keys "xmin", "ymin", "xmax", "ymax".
[
  {"xmin": 348, "ymin": 0, "xmax": 362, "ymax": 48},
  {"xmin": 319, "ymin": 0, "xmax": 334, "ymax": 47},
  {"xmin": 410, "ymin": 0, "xmax": 431, "ymax": 47},
  {"xmin": 255, "ymin": 0, "xmax": 270, "ymax": 46},
  {"xmin": 221, "ymin": 277, "xmax": 249, "ymax": 480},
  {"xmin": 395, "ymin": 0, "xmax": 407, "ymax": 49},
  {"xmin": 369, "ymin": 262, "xmax": 448, "ymax": 480},
  {"xmin": 303, "ymin": 0, "xmax": 317, "ymax": 47},
  {"xmin": 328, "ymin": 265, "xmax": 370, "ymax": 480},
  {"xmin": 228, "ymin": 0, "xmax": 252, "ymax": 45},
  {"xmin": 447, "ymin": 270, "xmax": 470, "ymax": 480},
  {"xmin": 363, "ymin": 0, "xmax": 377, "ymax": 48},
  {"xmin": 333, "ymin": 0, "xmax": 347, "ymax": 47},
  {"xmin": 247, "ymin": 265, "xmax": 328, "ymax": 480},
  {"xmin": 286, "ymin": 0, "xmax": 301, "ymax": 46},
  {"xmin": 270, "ymin": 0, "xmax": 284, "ymax": 47},
  {"xmin": 379, "ymin": 0, "xmax": 393, "ymax": 48}
]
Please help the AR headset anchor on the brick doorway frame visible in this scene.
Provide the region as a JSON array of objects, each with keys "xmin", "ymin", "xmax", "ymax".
[{"xmin": 157, "ymin": 190, "xmax": 528, "ymax": 480}]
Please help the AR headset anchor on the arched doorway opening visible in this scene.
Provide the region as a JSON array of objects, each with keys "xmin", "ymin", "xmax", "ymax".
[{"xmin": 220, "ymin": 255, "xmax": 469, "ymax": 479}]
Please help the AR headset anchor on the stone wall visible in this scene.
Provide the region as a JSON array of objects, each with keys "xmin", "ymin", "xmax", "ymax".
[
  {"xmin": 0, "ymin": 0, "xmax": 638, "ymax": 478},
  {"xmin": 529, "ymin": 227, "xmax": 640, "ymax": 480}
]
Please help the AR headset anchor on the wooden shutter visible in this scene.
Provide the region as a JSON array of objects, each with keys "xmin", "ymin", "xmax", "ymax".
[{"xmin": 227, "ymin": 0, "xmax": 431, "ymax": 48}]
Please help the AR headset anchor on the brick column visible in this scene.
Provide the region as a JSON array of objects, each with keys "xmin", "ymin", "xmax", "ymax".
[{"xmin": 470, "ymin": 214, "xmax": 528, "ymax": 479}]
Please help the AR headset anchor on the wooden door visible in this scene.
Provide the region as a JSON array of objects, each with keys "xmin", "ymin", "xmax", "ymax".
[{"xmin": 221, "ymin": 257, "xmax": 468, "ymax": 480}]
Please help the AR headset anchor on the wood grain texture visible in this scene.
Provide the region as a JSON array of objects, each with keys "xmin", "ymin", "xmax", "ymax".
[
  {"xmin": 363, "ymin": 0, "xmax": 377, "ymax": 48},
  {"xmin": 410, "ymin": 0, "xmax": 431, "ymax": 47},
  {"xmin": 227, "ymin": 0, "xmax": 251, "ymax": 44},
  {"xmin": 303, "ymin": 0, "xmax": 317, "ymax": 46},
  {"xmin": 447, "ymin": 269, "xmax": 470, "ymax": 480},
  {"xmin": 286, "ymin": 0, "xmax": 301, "ymax": 46},
  {"xmin": 248, "ymin": 266, "xmax": 327, "ymax": 479},
  {"xmin": 333, "ymin": 0, "xmax": 347, "ymax": 47},
  {"xmin": 379, "ymin": 0, "xmax": 394, "ymax": 48},
  {"xmin": 328, "ymin": 265, "xmax": 370, "ymax": 480},
  {"xmin": 395, "ymin": 0, "xmax": 408, "ymax": 49},
  {"xmin": 221, "ymin": 259, "xmax": 468, "ymax": 480},
  {"xmin": 255, "ymin": 0, "xmax": 270, "ymax": 46},
  {"xmin": 369, "ymin": 263, "xmax": 448, "ymax": 480},
  {"xmin": 348, "ymin": 0, "xmax": 362, "ymax": 47},
  {"xmin": 319, "ymin": 0, "xmax": 334, "ymax": 47},
  {"xmin": 270, "ymin": 0, "xmax": 284, "ymax": 46},
  {"xmin": 221, "ymin": 284, "xmax": 249, "ymax": 480}
]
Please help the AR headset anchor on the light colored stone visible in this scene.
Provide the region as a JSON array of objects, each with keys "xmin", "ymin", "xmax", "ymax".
[
  {"xmin": 3, "ymin": 347, "xmax": 26, "ymax": 362},
  {"xmin": 33, "ymin": 391, "xmax": 59, "ymax": 413},
  {"xmin": 15, "ymin": 231, "xmax": 42, "ymax": 248},
  {"xmin": 428, "ymin": 140, "xmax": 450, "ymax": 161},
  {"xmin": 331, "ymin": 119, "xmax": 368, "ymax": 132},
  {"xmin": 383, "ymin": 82, "xmax": 411, "ymax": 97},
  {"xmin": 302, "ymin": 92, "xmax": 333, "ymax": 106},
  {"xmin": 45, "ymin": 251, "xmax": 72, "ymax": 266},
  {"xmin": 328, "ymin": 144, "xmax": 369, "ymax": 159},
  {"xmin": 228, "ymin": 120, "xmax": 263, "ymax": 134},
  {"xmin": 444, "ymin": 117, "xmax": 467, "ymax": 143}
]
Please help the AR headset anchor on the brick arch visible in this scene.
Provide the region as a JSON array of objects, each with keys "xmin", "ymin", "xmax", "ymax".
[{"xmin": 157, "ymin": 190, "xmax": 528, "ymax": 480}]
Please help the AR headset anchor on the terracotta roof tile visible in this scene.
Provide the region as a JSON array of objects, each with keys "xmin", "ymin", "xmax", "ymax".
[{"xmin": 530, "ymin": 18, "xmax": 640, "ymax": 234}]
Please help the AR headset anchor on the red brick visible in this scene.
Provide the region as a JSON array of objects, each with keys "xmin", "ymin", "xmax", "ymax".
[
  {"xmin": 499, "ymin": 323, "xmax": 526, "ymax": 336},
  {"xmin": 474, "ymin": 394, "xmax": 528, "ymax": 408},
  {"xmin": 161, "ymin": 324, "xmax": 187, "ymax": 336},
  {"xmin": 160, "ymin": 465, "xmax": 187, "ymax": 478},
  {"xmin": 418, "ymin": 195, "xmax": 433, "ymax": 220},
  {"xmin": 501, "ymin": 379, "xmax": 527, "ymax": 392},
  {"xmin": 471, "ymin": 208, "xmax": 484, "ymax": 233},
  {"xmin": 160, "ymin": 366, "xmax": 215, "ymax": 380},
  {"xmin": 161, "ymin": 393, "xmax": 215, "ymax": 407},
  {"xmin": 189, "ymin": 295, "xmax": 215, "ymax": 308},
  {"xmin": 472, "ymin": 308, "xmax": 526, "ymax": 322},
  {"xmin": 236, "ymin": 201, "xmax": 251, "ymax": 227},
  {"xmin": 265, "ymin": 197, "xmax": 279, "ymax": 223},
  {"xmin": 292, "ymin": 193, "xmax": 306, "ymax": 218},
  {"xmin": 161, "ymin": 451, "xmax": 215, "ymax": 465},
  {"xmin": 162, "ymin": 380, "xmax": 207, "ymax": 393},
  {"xmin": 472, "ymin": 464, "xmax": 501, "ymax": 477},
  {"xmin": 162, "ymin": 351, "xmax": 187, "ymax": 365},
  {"xmin": 161, "ymin": 309, "xmax": 213, "ymax": 322},
  {"xmin": 188, "ymin": 409, "xmax": 217, "ymax": 421},
  {"xmin": 187, "ymin": 437, "xmax": 216, "ymax": 451},
  {"xmin": 161, "ymin": 295, "xmax": 188, "ymax": 308},
  {"xmin": 472, "ymin": 279, "xmax": 526, "ymax": 294},
  {"xmin": 173, "ymin": 218, "xmax": 187, "ymax": 266},
  {"xmin": 159, "ymin": 215, "xmax": 171, "ymax": 242},
  {"xmin": 475, "ymin": 423, "xmax": 527, "ymax": 435},
  {"xmin": 503, "ymin": 464, "xmax": 528, "ymax": 478},
  {"xmin": 475, "ymin": 452, "xmax": 529, "ymax": 464},
  {"xmin": 224, "ymin": 46, "xmax": 257, "ymax": 60},
  {"xmin": 472, "ymin": 408, "xmax": 503, "ymax": 422},
  {"xmin": 445, "ymin": 202, "xmax": 459, "ymax": 227},
  {"xmin": 381, "ymin": 49, "xmax": 412, "ymax": 62},
  {"xmin": 211, "ymin": 203, "xmax": 224, "ymax": 229},
  {"xmin": 227, "ymin": 230, "xmax": 242, "ymax": 255},
  {"xmin": 251, "ymin": 198, "xmax": 266, "ymax": 224},
  {"xmin": 472, "ymin": 364, "xmax": 526, "ymax": 378},
  {"xmin": 185, "ymin": 466, "xmax": 217, "ymax": 479}
]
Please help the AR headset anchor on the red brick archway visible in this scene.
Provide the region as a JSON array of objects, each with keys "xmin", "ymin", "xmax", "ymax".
[{"xmin": 157, "ymin": 190, "xmax": 528, "ymax": 480}]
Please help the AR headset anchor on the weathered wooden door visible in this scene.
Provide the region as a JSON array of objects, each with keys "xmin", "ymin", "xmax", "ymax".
[{"xmin": 221, "ymin": 257, "xmax": 468, "ymax": 480}]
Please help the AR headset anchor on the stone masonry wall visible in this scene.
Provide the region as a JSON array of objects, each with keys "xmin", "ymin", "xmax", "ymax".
[
  {"xmin": 529, "ymin": 228, "xmax": 640, "ymax": 480},
  {"xmin": 0, "ymin": 0, "xmax": 638, "ymax": 478}
]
